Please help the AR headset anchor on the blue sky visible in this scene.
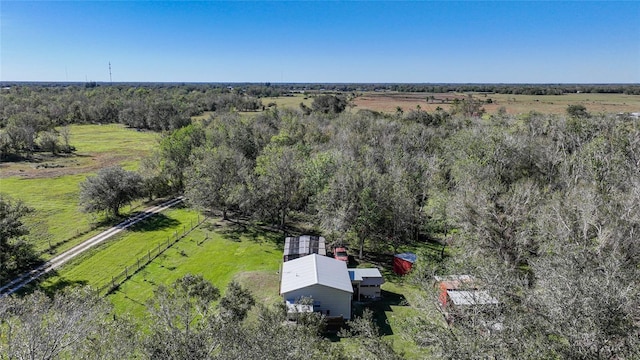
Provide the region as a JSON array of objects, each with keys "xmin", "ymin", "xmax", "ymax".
[{"xmin": 1, "ymin": 1, "xmax": 638, "ymax": 83}]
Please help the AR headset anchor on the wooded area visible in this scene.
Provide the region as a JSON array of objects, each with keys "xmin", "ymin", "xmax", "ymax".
[{"xmin": 1, "ymin": 84, "xmax": 639, "ymax": 359}]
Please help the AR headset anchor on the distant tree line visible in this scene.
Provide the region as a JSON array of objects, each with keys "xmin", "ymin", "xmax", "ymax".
[{"xmin": 229, "ymin": 83, "xmax": 640, "ymax": 95}]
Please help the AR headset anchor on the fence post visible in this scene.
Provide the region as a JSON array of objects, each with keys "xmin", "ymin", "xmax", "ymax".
[
  {"xmin": 137, "ymin": 258, "xmax": 140, "ymax": 270},
  {"xmin": 183, "ymin": 225, "xmax": 186, "ymax": 235},
  {"xmin": 148, "ymin": 250, "xmax": 151, "ymax": 262},
  {"xmin": 125, "ymin": 266, "xmax": 128, "ymax": 279},
  {"xmin": 112, "ymin": 276, "xmax": 115, "ymax": 289}
]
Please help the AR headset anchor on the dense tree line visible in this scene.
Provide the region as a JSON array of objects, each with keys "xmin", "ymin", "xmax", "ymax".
[{"xmin": 236, "ymin": 83, "xmax": 640, "ymax": 95}]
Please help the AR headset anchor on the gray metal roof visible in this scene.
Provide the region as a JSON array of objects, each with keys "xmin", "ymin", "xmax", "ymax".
[
  {"xmin": 447, "ymin": 290, "xmax": 499, "ymax": 306},
  {"xmin": 280, "ymin": 254, "xmax": 353, "ymax": 294},
  {"xmin": 348, "ymin": 268, "xmax": 383, "ymax": 281},
  {"xmin": 283, "ymin": 235, "xmax": 327, "ymax": 257}
]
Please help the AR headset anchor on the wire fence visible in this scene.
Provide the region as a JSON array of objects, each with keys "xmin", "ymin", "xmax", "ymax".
[{"xmin": 97, "ymin": 215, "xmax": 207, "ymax": 296}]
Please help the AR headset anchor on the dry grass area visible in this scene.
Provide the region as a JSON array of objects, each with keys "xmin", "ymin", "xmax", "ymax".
[
  {"xmin": 233, "ymin": 270, "xmax": 281, "ymax": 305},
  {"xmin": 0, "ymin": 152, "xmax": 132, "ymax": 179},
  {"xmin": 351, "ymin": 91, "xmax": 640, "ymax": 115},
  {"xmin": 352, "ymin": 92, "xmax": 465, "ymax": 113}
]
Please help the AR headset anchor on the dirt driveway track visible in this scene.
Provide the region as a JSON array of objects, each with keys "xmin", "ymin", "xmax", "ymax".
[{"xmin": 0, "ymin": 197, "xmax": 184, "ymax": 297}]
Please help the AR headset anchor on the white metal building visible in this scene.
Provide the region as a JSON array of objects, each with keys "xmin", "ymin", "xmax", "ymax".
[
  {"xmin": 280, "ymin": 254, "xmax": 353, "ymax": 319},
  {"xmin": 349, "ymin": 268, "xmax": 384, "ymax": 301}
]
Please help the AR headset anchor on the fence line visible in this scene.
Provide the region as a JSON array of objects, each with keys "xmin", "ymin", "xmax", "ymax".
[{"xmin": 97, "ymin": 214, "xmax": 206, "ymax": 296}]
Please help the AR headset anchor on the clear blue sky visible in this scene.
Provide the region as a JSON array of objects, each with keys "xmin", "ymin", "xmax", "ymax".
[{"xmin": 1, "ymin": 1, "xmax": 638, "ymax": 83}]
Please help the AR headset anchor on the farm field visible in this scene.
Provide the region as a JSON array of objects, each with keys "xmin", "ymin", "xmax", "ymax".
[
  {"xmin": 0, "ymin": 124, "xmax": 158, "ymax": 258},
  {"xmin": 349, "ymin": 92, "xmax": 640, "ymax": 115},
  {"xmin": 247, "ymin": 91, "xmax": 640, "ymax": 116}
]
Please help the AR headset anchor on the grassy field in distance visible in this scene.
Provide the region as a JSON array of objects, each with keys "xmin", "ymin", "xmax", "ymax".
[
  {"xmin": 349, "ymin": 91, "xmax": 640, "ymax": 115},
  {"xmin": 260, "ymin": 93, "xmax": 313, "ymax": 109}
]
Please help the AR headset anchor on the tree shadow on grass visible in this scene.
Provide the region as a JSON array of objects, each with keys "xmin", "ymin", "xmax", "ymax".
[
  {"xmin": 20, "ymin": 270, "xmax": 90, "ymax": 297},
  {"xmin": 217, "ymin": 220, "xmax": 282, "ymax": 247},
  {"xmin": 352, "ymin": 289, "xmax": 408, "ymax": 336},
  {"xmin": 126, "ymin": 213, "xmax": 181, "ymax": 232}
]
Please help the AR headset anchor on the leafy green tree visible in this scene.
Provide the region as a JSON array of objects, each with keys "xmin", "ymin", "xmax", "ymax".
[
  {"xmin": 138, "ymin": 153, "xmax": 172, "ymax": 201},
  {"xmin": 566, "ymin": 104, "xmax": 590, "ymax": 118},
  {"xmin": 0, "ymin": 196, "xmax": 40, "ymax": 283},
  {"xmin": 339, "ymin": 309, "xmax": 403, "ymax": 360},
  {"xmin": 311, "ymin": 95, "xmax": 347, "ymax": 115},
  {"xmin": 38, "ymin": 129, "xmax": 59, "ymax": 155},
  {"xmin": 79, "ymin": 166, "xmax": 143, "ymax": 218},
  {"xmin": 218, "ymin": 304, "xmax": 345, "ymax": 360},
  {"xmin": 316, "ymin": 160, "xmax": 387, "ymax": 259},
  {"xmin": 157, "ymin": 124, "xmax": 206, "ymax": 193},
  {"xmin": 450, "ymin": 95, "xmax": 485, "ymax": 117},
  {"xmin": 185, "ymin": 145, "xmax": 250, "ymax": 220},
  {"xmin": 217, "ymin": 281, "xmax": 255, "ymax": 322},
  {"xmin": 253, "ymin": 144, "xmax": 306, "ymax": 229},
  {"xmin": 144, "ymin": 274, "xmax": 220, "ymax": 360},
  {"xmin": 0, "ymin": 288, "xmax": 126, "ymax": 360}
]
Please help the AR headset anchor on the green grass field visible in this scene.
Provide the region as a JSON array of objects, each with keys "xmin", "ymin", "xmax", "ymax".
[
  {"xmin": 0, "ymin": 124, "xmax": 158, "ymax": 258},
  {"xmin": 261, "ymin": 94, "xmax": 313, "ymax": 109},
  {"xmin": 43, "ymin": 215, "xmax": 286, "ymax": 318},
  {"xmin": 107, "ymin": 231, "xmax": 283, "ymax": 318}
]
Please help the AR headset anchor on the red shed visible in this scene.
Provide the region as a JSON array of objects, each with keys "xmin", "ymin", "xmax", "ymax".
[{"xmin": 393, "ymin": 252, "xmax": 417, "ymax": 275}]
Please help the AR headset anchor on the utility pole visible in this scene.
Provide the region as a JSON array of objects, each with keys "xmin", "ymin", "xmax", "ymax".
[{"xmin": 109, "ymin": 62, "xmax": 112, "ymax": 84}]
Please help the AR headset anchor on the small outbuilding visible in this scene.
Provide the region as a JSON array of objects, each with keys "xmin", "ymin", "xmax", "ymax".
[
  {"xmin": 280, "ymin": 254, "xmax": 353, "ymax": 320},
  {"xmin": 349, "ymin": 268, "xmax": 384, "ymax": 301},
  {"xmin": 434, "ymin": 275, "xmax": 477, "ymax": 307},
  {"xmin": 393, "ymin": 252, "xmax": 417, "ymax": 275},
  {"xmin": 283, "ymin": 235, "xmax": 327, "ymax": 262}
]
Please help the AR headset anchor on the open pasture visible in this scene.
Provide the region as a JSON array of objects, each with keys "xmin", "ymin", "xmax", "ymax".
[
  {"xmin": 103, "ymin": 219, "xmax": 284, "ymax": 317},
  {"xmin": 0, "ymin": 124, "xmax": 158, "ymax": 257},
  {"xmin": 260, "ymin": 93, "xmax": 313, "ymax": 109}
]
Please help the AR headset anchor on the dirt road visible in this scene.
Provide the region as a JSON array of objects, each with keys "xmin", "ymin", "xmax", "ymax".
[{"xmin": 0, "ymin": 197, "xmax": 184, "ymax": 297}]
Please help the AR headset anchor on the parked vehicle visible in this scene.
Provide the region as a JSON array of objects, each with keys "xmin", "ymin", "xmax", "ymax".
[{"xmin": 334, "ymin": 247, "xmax": 348, "ymax": 262}]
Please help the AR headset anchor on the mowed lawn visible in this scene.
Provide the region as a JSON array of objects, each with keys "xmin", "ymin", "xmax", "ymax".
[
  {"xmin": 41, "ymin": 212, "xmax": 285, "ymax": 318},
  {"xmin": 40, "ymin": 208, "xmax": 207, "ymax": 295},
  {"xmin": 109, "ymin": 220, "xmax": 283, "ymax": 318},
  {"xmin": 0, "ymin": 124, "xmax": 158, "ymax": 258}
]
